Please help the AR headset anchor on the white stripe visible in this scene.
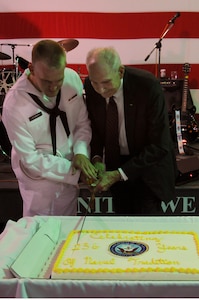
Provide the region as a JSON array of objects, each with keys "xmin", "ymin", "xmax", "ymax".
[
  {"xmin": 0, "ymin": 38, "xmax": 198, "ymax": 65},
  {"xmin": 0, "ymin": 37, "xmax": 199, "ymax": 65},
  {"xmin": 1, "ymin": 0, "xmax": 199, "ymax": 12}
]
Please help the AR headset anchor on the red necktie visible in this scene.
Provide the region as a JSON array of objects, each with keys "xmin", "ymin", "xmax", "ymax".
[{"xmin": 105, "ymin": 96, "xmax": 120, "ymax": 170}]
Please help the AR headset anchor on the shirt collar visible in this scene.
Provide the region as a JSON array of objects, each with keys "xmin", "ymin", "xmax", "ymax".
[{"xmin": 113, "ymin": 78, "xmax": 123, "ymax": 101}]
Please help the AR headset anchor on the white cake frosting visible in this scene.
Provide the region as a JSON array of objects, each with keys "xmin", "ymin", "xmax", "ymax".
[{"xmin": 51, "ymin": 230, "xmax": 199, "ymax": 280}]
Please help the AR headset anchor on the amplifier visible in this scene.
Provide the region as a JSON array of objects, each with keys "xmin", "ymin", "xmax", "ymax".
[{"xmin": 160, "ymin": 79, "xmax": 194, "ymax": 113}]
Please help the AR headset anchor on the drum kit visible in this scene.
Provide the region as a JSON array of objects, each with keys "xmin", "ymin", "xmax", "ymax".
[{"xmin": 0, "ymin": 39, "xmax": 86, "ymax": 160}]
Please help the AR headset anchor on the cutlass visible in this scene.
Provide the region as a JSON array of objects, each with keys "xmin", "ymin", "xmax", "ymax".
[{"xmin": 76, "ymin": 187, "xmax": 95, "ymax": 244}]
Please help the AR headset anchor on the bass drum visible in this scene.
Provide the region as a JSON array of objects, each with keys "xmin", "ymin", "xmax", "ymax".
[{"xmin": 0, "ymin": 94, "xmax": 12, "ymax": 158}]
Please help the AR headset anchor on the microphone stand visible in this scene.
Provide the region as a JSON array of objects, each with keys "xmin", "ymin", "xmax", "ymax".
[{"xmin": 144, "ymin": 19, "xmax": 175, "ymax": 79}]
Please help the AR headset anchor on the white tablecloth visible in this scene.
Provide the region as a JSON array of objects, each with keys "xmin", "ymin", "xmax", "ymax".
[{"xmin": 1, "ymin": 215, "xmax": 199, "ymax": 297}]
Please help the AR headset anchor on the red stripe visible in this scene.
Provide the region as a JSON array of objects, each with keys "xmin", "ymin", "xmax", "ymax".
[
  {"xmin": 0, "ymin": 11, "xmax": 198, "ymax": 39},
  {"xmin": 2, "ymin": 62, "xmax": 199, "ymax": 88},
  {"xmin": 68, "ymin": 63, "xmax": 199, "ymax": 89}
]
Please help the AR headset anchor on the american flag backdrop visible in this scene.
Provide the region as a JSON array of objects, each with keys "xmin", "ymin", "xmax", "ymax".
[{"xmin": 1, "ymin": 0, "xmax": 199, "ymax": 111}]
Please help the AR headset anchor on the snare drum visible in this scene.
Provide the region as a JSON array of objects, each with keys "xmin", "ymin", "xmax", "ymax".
[{"xmin": 0, "ymin": 68, "xmax": 16, "ymax": 94}]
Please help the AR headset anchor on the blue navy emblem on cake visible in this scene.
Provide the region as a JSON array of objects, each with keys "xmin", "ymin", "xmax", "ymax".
[{"xmin": 109, "ymin": 241, "xmax": 148, "ymax": 257}]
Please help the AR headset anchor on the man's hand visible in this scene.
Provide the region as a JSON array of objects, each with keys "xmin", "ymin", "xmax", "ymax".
[
  {"xmin": 93, "ymin": 170, "xmax": 121, "ymax": 193},
  {"xmin": 72, "ymin": 154, "xmax": 98, "ymax": 181},
  {"xmin": 93, "ymin": 161, "xmax": 106, "ymax": 178}
]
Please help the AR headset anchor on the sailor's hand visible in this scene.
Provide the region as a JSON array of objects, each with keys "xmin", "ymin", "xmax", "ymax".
[
  {"xmin": 72, "ymin": 154, "xmax": 98, "ymax": 181},
  {"xmin": 93, "ymin": 161, "xmax": 106, "ymax": 178}
]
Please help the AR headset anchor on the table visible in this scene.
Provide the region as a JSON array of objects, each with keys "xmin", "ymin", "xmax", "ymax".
[{"xmin": 1, "ymin": 215, "xmax": 199, "ymax": 297}]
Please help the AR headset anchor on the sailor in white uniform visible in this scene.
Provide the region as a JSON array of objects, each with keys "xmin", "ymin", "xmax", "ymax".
[{"xmin": 2, "ymin": 40, "xmax": 97, "ymax": 217}]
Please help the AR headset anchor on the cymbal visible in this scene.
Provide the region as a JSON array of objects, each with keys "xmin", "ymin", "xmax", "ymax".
[
  {"xmin": 0, "ymin": 52, "xmax": 11, "ymax": 60},
  {"xmin": 58, "ymin": 39, "xmax": 79, "ymax": 52}
]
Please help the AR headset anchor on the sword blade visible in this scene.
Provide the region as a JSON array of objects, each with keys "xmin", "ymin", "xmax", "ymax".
[{"xmin": 76, "ymin": 189, "xmax": 95, "ymax": 244}]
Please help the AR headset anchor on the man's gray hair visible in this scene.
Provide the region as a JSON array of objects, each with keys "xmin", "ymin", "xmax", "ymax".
[{"xmin": 86, "ymin": 47, "xmax": 121, "ymax": 71}]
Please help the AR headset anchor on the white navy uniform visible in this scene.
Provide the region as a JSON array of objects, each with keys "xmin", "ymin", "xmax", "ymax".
[{"xmin": 2, "ymin": 68, "xmax": 91, "ymax": 216}]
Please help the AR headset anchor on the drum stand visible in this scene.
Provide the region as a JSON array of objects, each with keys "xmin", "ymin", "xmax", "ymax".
[
  {"xmin": 0, "ymin": 97, "xmax": 11, "ymax": 161},
  {"xmin": 0, "ymin": 43, "xmax": 32, "ymax": 78},
  {"xmin": 0, "ymin": 146, "xmax": 11, "ymax": 162},
  {"xmin": 0, "ymin": 69, "xmax": 16, "ymax": 94}
]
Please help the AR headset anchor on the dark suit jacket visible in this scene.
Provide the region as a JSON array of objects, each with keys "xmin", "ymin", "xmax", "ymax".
[{"xmin": 84, "ymin": 66, "xmax": 177, "ymax": 203}]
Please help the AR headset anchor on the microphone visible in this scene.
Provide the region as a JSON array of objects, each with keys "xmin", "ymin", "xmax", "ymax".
[{"xmin": 169, "ymin": 12, "xmax": 180, "ymax": 23}]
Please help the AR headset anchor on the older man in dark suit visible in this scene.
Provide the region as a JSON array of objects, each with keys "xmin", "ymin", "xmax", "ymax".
[{"xmin": 84, "ymin": 47, "xmax": 177, "ymax": 215}]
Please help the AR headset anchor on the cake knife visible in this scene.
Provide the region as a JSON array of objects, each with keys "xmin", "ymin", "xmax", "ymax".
[{"xmin": 76, "ymin": 189, "xmax": 95, "ymax": 244}]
